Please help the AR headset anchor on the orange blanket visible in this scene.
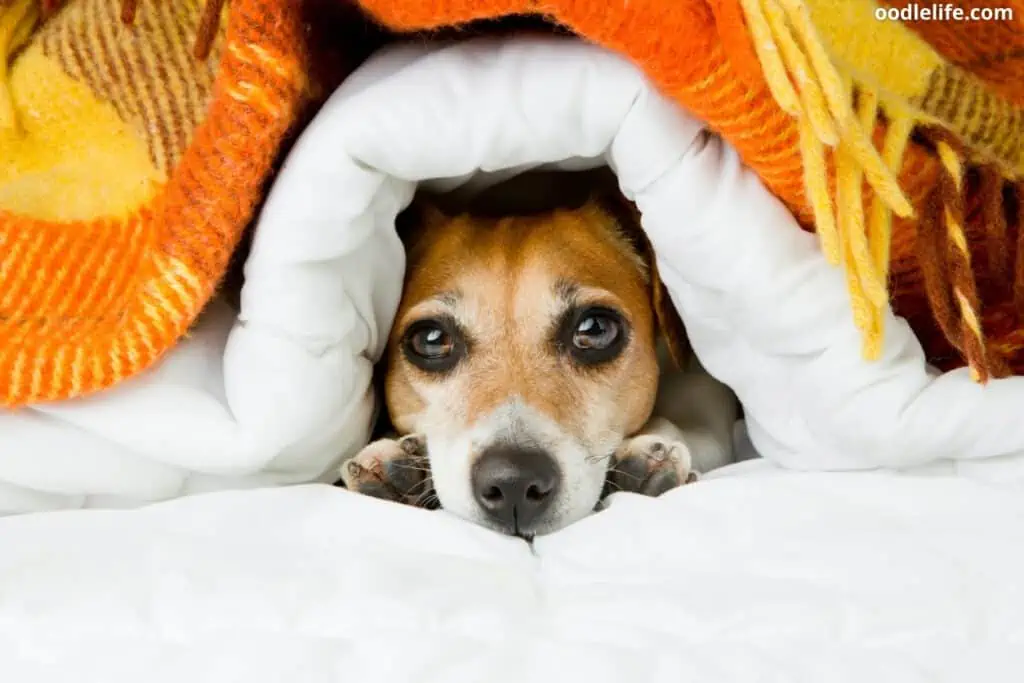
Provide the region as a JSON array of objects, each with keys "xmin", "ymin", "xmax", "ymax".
[
  {"xmin": 0, "ymin": 0, "xmax": 309, "ymax": 406},
  {"xmin": 357, "ymin": 0, "xmax": 1024, "ymax": 382},
  {"xmin": 0, "ymin": 0, "xmax": 1021, "ymax": 408}
]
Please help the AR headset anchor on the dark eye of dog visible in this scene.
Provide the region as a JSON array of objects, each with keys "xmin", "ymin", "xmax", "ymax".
[
  {"xmin": 560, "ymin": 307, "xmax": 628, "ymax": 365},
  {"xmin": 403, "ymin": 318, "xmax": 464, "ymax": 372}
]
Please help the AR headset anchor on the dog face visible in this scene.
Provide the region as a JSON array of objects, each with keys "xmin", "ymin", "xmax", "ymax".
[{"xmin": 384, "ymin": 199, "xmax": 682, "ymax": 537}]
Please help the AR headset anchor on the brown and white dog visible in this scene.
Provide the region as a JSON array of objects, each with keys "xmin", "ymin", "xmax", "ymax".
[{"xmin": 339, "ymin": 173, "xmax": 737, "ymax": 538}]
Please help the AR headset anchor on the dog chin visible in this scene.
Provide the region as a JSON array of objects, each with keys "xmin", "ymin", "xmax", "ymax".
[{"xmin": 440, "ymin": 498, "xmax": 598, "ymax": 539}]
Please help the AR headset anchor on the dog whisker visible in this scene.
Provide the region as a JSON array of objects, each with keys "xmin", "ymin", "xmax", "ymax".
[
  {"xmin": 390, "ymin": 461, "xmax": 432, "ymax": 473},
  {"xmin": 410, "ymin": 477, "xmax": 434, "ymax": 492},
  {"xmin": 586, "ymin": 451, "xmax": 616, "ymax": 464},
  {"xmin": 607, "ymin": 466, "xmax": 644, "ymax": 483},
  {"xmin": 407, "ymin": 474, "xmax": 434, "ymax": 489},
  {"xmin": 603, "ymin": 479, "xmax": 625, "ymax": 493}
]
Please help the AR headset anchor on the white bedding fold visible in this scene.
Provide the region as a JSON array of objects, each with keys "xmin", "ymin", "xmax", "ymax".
[
  {"xmin": 2, "ymin": 469, "xmax": 1023, "ymax": 682},
  {"xmin": 0, "ymin": 31, "xmax": 1021, "ymax": 545}
]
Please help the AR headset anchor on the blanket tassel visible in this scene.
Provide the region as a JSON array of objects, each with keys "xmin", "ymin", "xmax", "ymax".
[
  {"xmin": 915, "ymin": 128, "xmax": 1015, "ymax": 382},
  {"xmin": 739, "ymin": 0, "xmax": 915, "ymax": 359},
  {"xmin": 120, "ymin": 0, "xmax": 225, "ymax": 60},
  {"xmin": 736, "ymin": 0, "xmax": 1024, "ymax": 379}
]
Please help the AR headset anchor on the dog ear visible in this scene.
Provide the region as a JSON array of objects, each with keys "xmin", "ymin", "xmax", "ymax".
[
  {"xmin": 396, "ymin": 198, "xmax": 450, "ymax": 257},
  {"xmin": 633, "ymin": 222, "xmax": 692, "ymax": 370},
  {"xmin": 591, "ymin": 189, "xmax": 692, "ymax": 369},
  {"xmin": 418, "ymin": 202, "xmax": 449, "ymax": 228}
]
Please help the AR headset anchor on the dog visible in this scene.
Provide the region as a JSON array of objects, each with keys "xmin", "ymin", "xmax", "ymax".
[{"xmin": 339, "ymin": 172, "xmax": 737, "ymax": 538}]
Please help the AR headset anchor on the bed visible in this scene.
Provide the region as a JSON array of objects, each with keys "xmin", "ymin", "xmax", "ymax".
[
  {"xmin": 3, "ymin": 460, "xmax": 1024, "ymax": 681},
  {"xmin": 2, "ymin": 36, "xmax": 1024, "ymax": 679}
]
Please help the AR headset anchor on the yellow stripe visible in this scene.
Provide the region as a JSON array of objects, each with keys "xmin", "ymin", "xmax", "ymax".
[
  {"xmin": 29, "ymin": 341, "xmax": 48, "ymax": 402},
  {"xmin": 9, "ymin": 348, "xmax": 27, "ymax": 402},
  {"xmin": 50, "ymin": 344, "xmax": 69, "ymax": 401},
  {"xmin": 1, "ymin": 227, "xmax": 48, "ymax": 315},
  {"xmin": 0, "ymin": 224, "xmax": 33, "ymax": 310},
  {"xmin": 70, "ymin": 346, "xmax": 87, "ymax": 396}
]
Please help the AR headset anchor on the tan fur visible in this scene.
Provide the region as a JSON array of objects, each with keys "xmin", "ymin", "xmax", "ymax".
[
  {"xmin": 385, "ymin": 200, "xmax": 662, "ymax": 448},
  {"xmin": 356, "ymin": 195, "xmax": 720, "ymax": 534}
]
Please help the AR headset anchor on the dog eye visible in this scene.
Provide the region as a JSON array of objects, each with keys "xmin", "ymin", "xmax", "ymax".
[
  {"xmin": 562, "ymin": 307, "xmax": 629, "ymax": 365},
  {"xmin": 408, "ymin": 324, "xmax": 453, "ymax": 359},
  {"xmin": 574, "ymin": 314, "xmax": 619, "ymax": 350},
  {"xmin": 403, "ymin": 318, "xmax": 463, "ymax": 372}
]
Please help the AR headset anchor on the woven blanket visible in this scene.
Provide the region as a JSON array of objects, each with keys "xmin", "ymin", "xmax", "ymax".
[
  {"xmin": 353, "ymin": 0, "xmax": 1024, "ymax": 383},
  {"xmin": 0, "ymin": 0, "xmax": 307, "ymax": 407},
  {"xmin": 0, "ymin": 0, "xmax": 1022, "ymax": 407}
]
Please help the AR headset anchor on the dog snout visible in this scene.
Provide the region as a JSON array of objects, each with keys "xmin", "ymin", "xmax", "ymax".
[{"xmin": 471, "ymin": 444, "xmax": 560, "ymax": 532}]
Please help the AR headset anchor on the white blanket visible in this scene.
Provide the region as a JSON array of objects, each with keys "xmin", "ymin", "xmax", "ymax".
[
  {"xmin": 3, "ymin": 36, "xmax": 1024, "ymax": 515},
  {"xmin": 3, "ymin": 34, "xmax": 1024, "ymax": 680},
  {"xmin": 2, "ymin": 464, "xmax": 1023, "ymax": 682}
]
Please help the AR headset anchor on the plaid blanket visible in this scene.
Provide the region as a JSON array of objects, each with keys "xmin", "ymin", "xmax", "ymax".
[
  {"xmin": 0, "ymin": 0, "xmax": 306, "ymax": 406},
  {"xmin": 0, "ymin": 0, "xmax": 1020, "ymax": 407}
]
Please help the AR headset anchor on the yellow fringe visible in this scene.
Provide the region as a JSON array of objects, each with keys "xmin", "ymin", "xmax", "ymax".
[
  {"xmin": 869, "ymin": 114, "xmax": 914, "ymax": 284},
  {"xmin": 835, "ymin": 78, "xmax": 876, "ymax": 355},
  {"xmin": 737, "ymin": 0, "xmax": 925, "ymax": 361},
  {"xmin": 848, "ymin": 87, "xmax": 886, "ymax": 309},
  {"xmin": 738, "ymin": 0, "xmax": 802, "ymax": 117},
  {"xmin": 0, "ymin": 0, "xmax": 39, "ymax": 132},
  {"xmin": 744, "ymin": 0, "xmax": 913, "ymax": 216},
  {"xmin": 798, "ymin": 115, "xmax": 839, "ymax": 265},
  {"xmin": 837, "ymin": 143, "xmax": 875, "ymax": 343},
  {"xmin": 853, "ymin": 87, "xmax": 886, "ymax": 358},
  {"xmin": 863, "ymin": 113, "xmax": 914, "ymax": 354},
  {"xmin": 760, "ymin": 0, "xmax": 837, "ymax": 145},
  {"xmin": 776, "ymin": 0, "xmax": 849, "ymax": 125}
]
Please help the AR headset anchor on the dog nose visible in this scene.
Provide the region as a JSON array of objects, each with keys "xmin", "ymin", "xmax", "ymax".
[{"xmin": 472, "ymin": 445, "xmax": 560, "ymax": 531}]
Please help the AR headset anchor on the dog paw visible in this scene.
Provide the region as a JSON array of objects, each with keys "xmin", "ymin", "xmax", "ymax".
[
  {"xmin": 605, "ymin": 434, "xmax": 698, "ymax": 498},
  {"xmin": 338, "ymin": 434, "xmax": 437, "ymax": 508}
]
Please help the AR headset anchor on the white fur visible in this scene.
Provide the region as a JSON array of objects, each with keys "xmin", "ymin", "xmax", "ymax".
[{"xmin": 420, "ymin": 398, "xmax": 610, "ymax": 534}]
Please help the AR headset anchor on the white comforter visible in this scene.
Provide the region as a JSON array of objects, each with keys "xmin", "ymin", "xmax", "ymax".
[
  {"xmin": 3, "ymin": 33, "xmax": 1024, "ymax": 681},
  {"xmin": 2, "ymin": 462, "xmax": 1023, "ymax": 681},
  {"xmin": 3, "ymin": 35, "xmax": 1024, "ymax": 515}
]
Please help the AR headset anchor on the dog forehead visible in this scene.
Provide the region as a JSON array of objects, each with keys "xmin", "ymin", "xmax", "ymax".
[{"xmin": 400, "ymin": 204, "xmax": 649, "ymax": 310}]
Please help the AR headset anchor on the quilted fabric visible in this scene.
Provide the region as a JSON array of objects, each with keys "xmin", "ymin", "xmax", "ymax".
[
  {"xmin": 258, "ymin": 36, "xmax": 1024, "ymax": 472},
  {"xmin": 354, "ymin": 0, "xmax": 1024, "ymax": 380}
]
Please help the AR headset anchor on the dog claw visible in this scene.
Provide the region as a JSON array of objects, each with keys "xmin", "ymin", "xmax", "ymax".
[{"xmin": 399, "ymin": 433, "xmax": 427, "ymax": 457}]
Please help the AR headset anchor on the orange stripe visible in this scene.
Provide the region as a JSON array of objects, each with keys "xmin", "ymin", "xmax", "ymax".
[
  {"xmin": 1, "ymin": 228, "xmax": 49, "ymax": 316},
  {"xmin": 53, "ymin": 223, "xmax": 110, "ymax": 342}
]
